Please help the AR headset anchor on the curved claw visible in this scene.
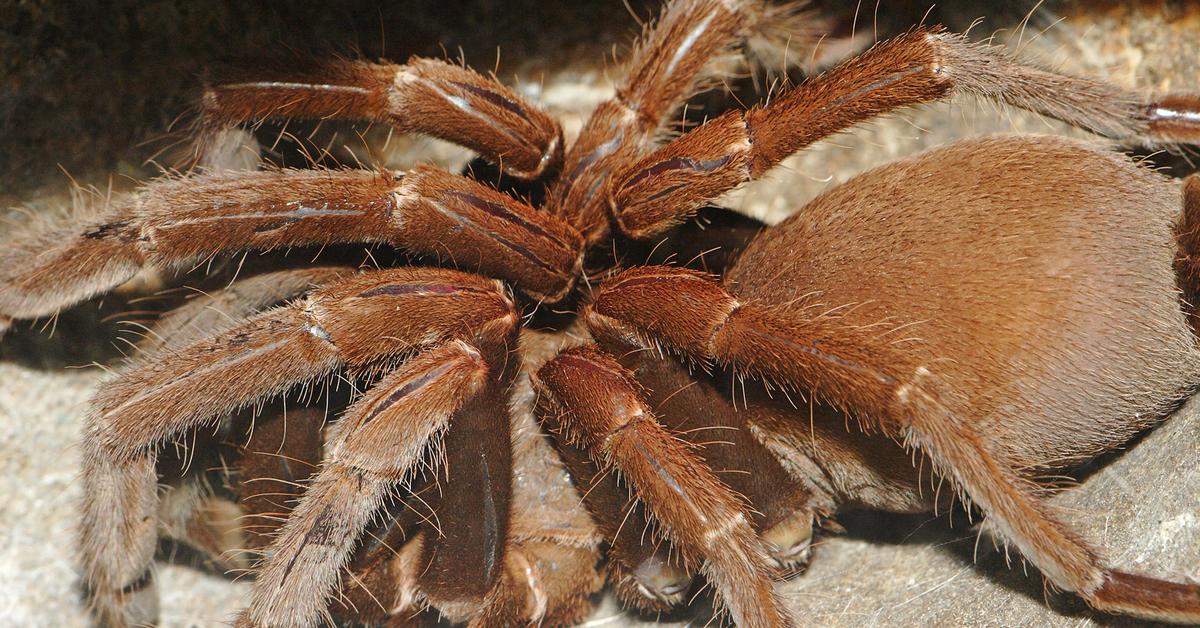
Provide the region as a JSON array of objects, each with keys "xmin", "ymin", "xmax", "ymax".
[{"xmin": 761, "ymin": 510, "xmax": 814, "ymax": 571}]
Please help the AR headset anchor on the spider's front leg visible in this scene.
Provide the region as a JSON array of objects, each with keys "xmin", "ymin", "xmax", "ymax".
[
  {"xmin": 200, "ymin": 57, "xmax": 562, "ymax": 179},
  {"xmin": 0, "ymin": 164, "xmax": 582, "ymax": 326},
  {"xmin": 546, "ymin": 0, "xmax": 819, "ymax": 244},
  {"xmin": 610, "ymin": 26, "xmax": 1200, "ymax": 239}
]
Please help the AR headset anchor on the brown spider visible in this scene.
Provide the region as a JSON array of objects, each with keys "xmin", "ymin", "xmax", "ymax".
[{"xmin": 2, "ymin": 0, "xmax": 1200, "ymax": 626}]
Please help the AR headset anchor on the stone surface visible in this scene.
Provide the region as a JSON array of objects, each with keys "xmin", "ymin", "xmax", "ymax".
[{"xmin": 777, "ymin": 396, "xmax": 1200, "ymax": 627}]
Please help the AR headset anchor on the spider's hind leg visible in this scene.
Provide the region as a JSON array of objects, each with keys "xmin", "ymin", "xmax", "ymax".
[{"xmin": 586, "ymin": 265, "xmax": 1200, "ymax": 624}]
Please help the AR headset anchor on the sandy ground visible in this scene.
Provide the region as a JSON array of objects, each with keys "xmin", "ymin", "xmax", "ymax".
[{"xmin": 2, "ymin": 1, "xmax": 1199, "ymax": 626}]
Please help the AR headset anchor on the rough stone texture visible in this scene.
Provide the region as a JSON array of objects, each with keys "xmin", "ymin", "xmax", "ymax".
[
  {"xmin": 1, "ymin": 2, "xmax": 1198, "ymax": 627},
  {"xmin": 776, "ymin": 397, "xmax": 1200, "ymax": 627},
  {"xmin": 0, "ymin": 365, "xmax": 248, "ymax": 627}
]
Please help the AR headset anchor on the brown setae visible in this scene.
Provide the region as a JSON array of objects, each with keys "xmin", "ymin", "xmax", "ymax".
[{"xmin": 2, "ymin": 1, "xmax": 1200, "ymax": 626}]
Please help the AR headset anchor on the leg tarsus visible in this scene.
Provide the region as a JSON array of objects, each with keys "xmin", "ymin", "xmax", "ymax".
[
  {"xmin": 483, "ymin": 541, "xmax": 603, "ymax": 627},
  {"xmin": 1090, "ymin": 570, "xmax": 1200, "ymax": 624},
  {"xmin": 332, "ymin": 502, "xmax": 426, "ymax": 625}
]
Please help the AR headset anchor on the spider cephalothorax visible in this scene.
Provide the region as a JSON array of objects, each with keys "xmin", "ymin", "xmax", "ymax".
[{"xmin": 2, "ymin": 1, "xmax": 1200, "ymax": 626}]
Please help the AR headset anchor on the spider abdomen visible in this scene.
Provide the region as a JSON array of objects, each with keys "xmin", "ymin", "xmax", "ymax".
[{"xmin": 729, "ymin": 134, "xmax": 1200, "ymax": 466}]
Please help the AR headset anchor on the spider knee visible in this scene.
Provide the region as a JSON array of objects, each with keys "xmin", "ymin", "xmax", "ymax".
[{"xmin": 893, "ymin": 365, "xmax": 932, "ymax": 405}]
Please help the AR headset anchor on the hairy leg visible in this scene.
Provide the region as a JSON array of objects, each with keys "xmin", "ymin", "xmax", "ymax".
[
  {"xmin": 611, "ymin": 27, "xmax": 1200, "ymax": 238},
  {"xmin": 493, "ymin": 539, "xmax": 603, "ymax": 625},
  {"xmin": 235, "ymin": 340, "xmax": 500, "ymax": 627},
  {"xmin": 200, "ymin": 58, "xmax": 562, "ymax": 179},
  {"xmin": 585, "ymin": 265, "xmax": 1200, "ymax": 623},
  {"xmin": 153, "ymin": 405, "xmax": 325, "ymax": 573},
  {"xmin": 79, "ymin": 267, "xmax": 516, "ymax": 626},
  {"xmin": 535, "ymin": 345, "xmax": 792, "ymax": 628},
  {"xmin": 329, "ymin": 496, "xmax": 428, "ymax": 624},
  {"xmin": 1174, "ymin": 175, "xmax": 1200, "ymax": 336},
  {"xmin": 80, "ymin": 268, "xmax": 342, "ymax": 623},
  {"xmin": 148, "ymin": 269, "xmax": 345, "ymax": 564},
  {"xmin": 141, "ymin": 266, "xmax": 352, "ymax": 353},
  {"xmin": 600, "ymin": 341, "xmax": 816, "ymax": 569},
  {"xmin": 544, "ymin": 341, "xmax": 818, "ymax": 612},
  {"xmin": 546, "ymin": 0, "xmax": 813, "ymax": 244},
  {"xmin": 545, "ymin": 409, "xmax": 694, "ymax": 611},
  {"xmin": 0, "ymin": 166, "xmax": 580, "ymax": 323}
]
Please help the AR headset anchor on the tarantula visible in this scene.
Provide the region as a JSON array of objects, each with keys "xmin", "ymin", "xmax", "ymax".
[{"xmin": 2, "ymin": 0, "xmax": 1200, "ymax": 625}]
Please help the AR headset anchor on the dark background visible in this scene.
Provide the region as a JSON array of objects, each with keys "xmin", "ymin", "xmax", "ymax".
[{"xmin": 0, "ymin": 0, "xmax": 1044, "ymax": 201}]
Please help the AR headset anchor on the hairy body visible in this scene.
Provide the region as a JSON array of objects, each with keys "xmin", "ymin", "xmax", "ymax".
[{"xmin": 2, "ymin": 1, "xmax": 1200, "ymax": 626}]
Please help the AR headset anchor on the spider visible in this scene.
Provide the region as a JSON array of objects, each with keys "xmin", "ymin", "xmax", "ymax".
[{"xmin": 2, "ymin": 0, "xmax": 1200, "ymax": 626}]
